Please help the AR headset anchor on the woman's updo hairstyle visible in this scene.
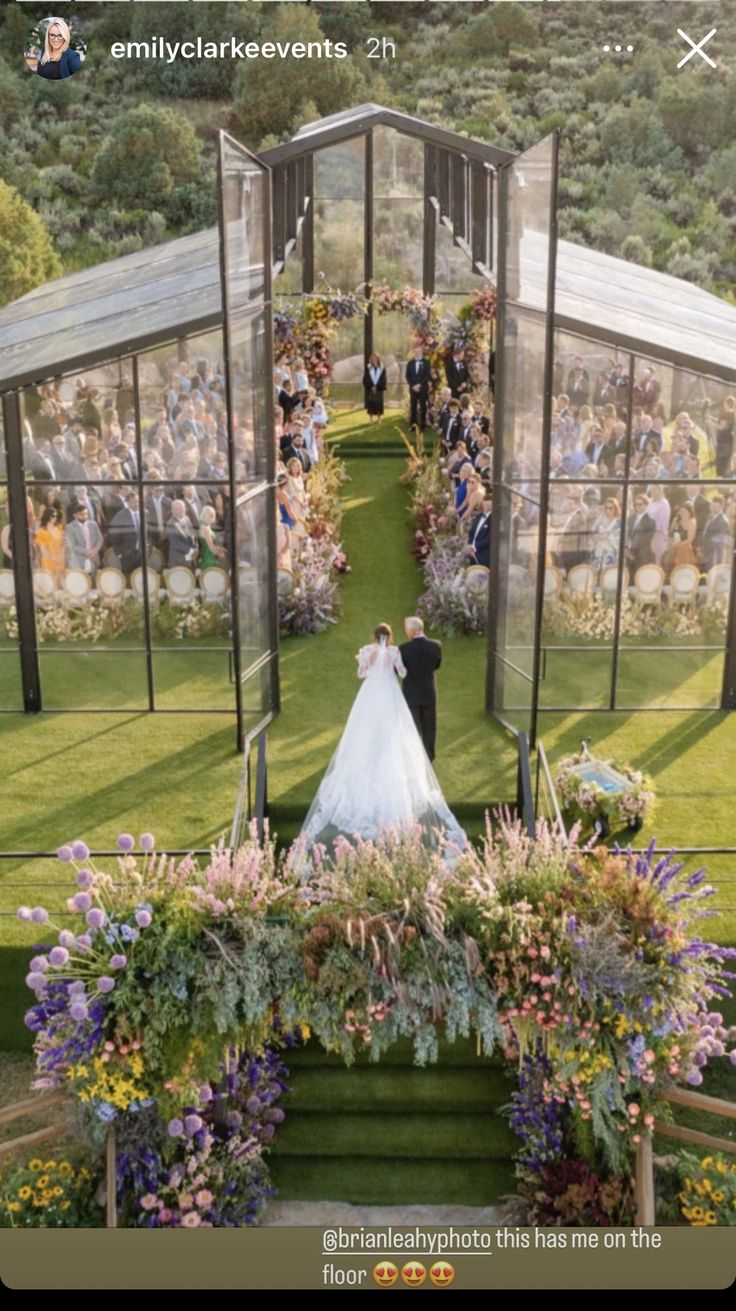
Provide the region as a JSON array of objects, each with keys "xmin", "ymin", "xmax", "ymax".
[{"xmin": 374, "ymin": 622, "xmax": 392, "ymax": 645}]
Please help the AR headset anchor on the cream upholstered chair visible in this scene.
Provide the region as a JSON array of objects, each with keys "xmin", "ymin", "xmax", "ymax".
[
  {"xmin": 96, "ymin": 567, "xmax": 126, "ymax": 608},
  {"xmin": 544, "ymin": 565, "xmax": 564, "ymax": 602},
  {"xmin": 277, "ymin": 568, "xmax": 294, "ymax": 598},
  {"xmin": 0, "ymin": 569, "xmax": 15, "ymax": 606},
  {"xmin": 131, "ymin": 566, "xmax": 162, "ymax": 606},
  {"xmin": 164, "ymin": 565, "xmax": 197, "ymax": 606},
  {"xmin": 633, "ymin": 563, "xmax": 665, "ymax": 608},
  {"xmin": 599, "ymin": 565, "xmax": 628, "ymax": 600},
  {"xmin": 567, "ymin": 563, "xmax": 597, "ymax": 597},
  {"xmin": 33, "ymin": 569, "xmax": 57, "ymax": 608},
  {"xmin": 200, "ymin": 567, "xmax": 229, "ymax": 605},
  {"xmin": 706, "ymin": 563, "xmax": 731, "ymax": 604},
  {"xmin": 668, "ymin": 563, "xmax": 700, "ymax": 610},
  {"xmin": 61, "ymin": 568, "xmax": 92, "ymax": 608}
]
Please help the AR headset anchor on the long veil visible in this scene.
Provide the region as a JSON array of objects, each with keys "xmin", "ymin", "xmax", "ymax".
[{"xmin": 298, "ymin": 639, "xmax": 465, "ymax": 857}]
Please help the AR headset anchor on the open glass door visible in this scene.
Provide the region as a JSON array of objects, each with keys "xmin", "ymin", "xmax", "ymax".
[
  {"xmin": 218, "ymin": 132, "xmax": 280, "ymax": 751},
  {"xmin": 487, "ymin": 133, "xmax": 559, "ymax": 744}
]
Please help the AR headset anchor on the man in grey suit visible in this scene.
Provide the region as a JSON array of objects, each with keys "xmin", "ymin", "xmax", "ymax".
[
  {"xmin": 65, "ymin": 504, "xmax": 103, "ymax": 576},
  {"xmin": 166, "ymin": 499, "xmax": 198, "ymax": 567}
]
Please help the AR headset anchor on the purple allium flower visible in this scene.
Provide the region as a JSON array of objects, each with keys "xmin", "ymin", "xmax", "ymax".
[
  {"xmin": 86, "ymin": 908, "xmax": 106, "ymax": 930},
  {"xmin": 198, "ymin": 1085, "xmax": 213, "ymax": 1104},
  {"xmin": 139, "ymin": 833, "xmax": 155, "ymax": 852},
  {"xmin": 25, "ymin": 972, "xmax": 47, "ymax": 991},
  {"xmin": 31, "ymin": 907, "xmax": 49, "ymax": 924},
  {"xmin": 686, "ymin": 1069, "xmax": 703, "ymax": 1086},
  {"xmin": 70, "ymin": 1002, "xmax": 89, "ymax": 1022},
  {"xmin": 17, "ymin": 906, "xmax": 32, "ymax": 922},
  {"xmin": 167, "ymin": 1118, "xmax": 184, "ymax": 1138},
  {"xmin": 75, "ymin": 934, "xmax": 93, "ymax": 952},
  {"xmin": 184, "ymin": 1114, "xmax": 203, "ymax": 1136},
  {"xmin": 109, "ymin": 954, "xmax": 127, "ymax": 970},
  {"xmin": 71, "ymin": 841, "xmax": 90, "ymax": 861},
  {"xmin": 58, "ymin": 930, "xmax": 76, "ymax": 949},
  {"xmin": 225, "ymin": 1110, "xmax": 243, "ymax": 1130},
  {"xmin": 120, "ymin": 924, "xmax": 139, "ymax": 943},
  {"xmin": 730, "ymin": 1050, "xmax": 736, "ymax": 1067},
  {"xmin": 48, "ymin": 946, "xmax": 70, "ymax": 967},
  {"xmin": 135, "ymin": 909, "xmax": 152, "ymax": 929},
  {"xmin": 97, "ymin": 976, "xmax": 115, "ymax": 994},
  {"xmin": 69, "ymin": 980, "xmax": 86, "ymax": 995},
  {"xmin": 76, "ymin": 869, "xmax": 94, "ymax": 890},
  {"xmin": 73, "ymin": 892, "xmax": 92, "ymax": 912},
  {"xmin": 117, "ymin": 833, "xmax": 135, "ymax": 853},
  {"xmin": 30, "ymin": 956, "xmax": 49, "ymax": 973},
  {"xmin": 57, "ymin": 845, "xmax": 73, "ymax": 863}
]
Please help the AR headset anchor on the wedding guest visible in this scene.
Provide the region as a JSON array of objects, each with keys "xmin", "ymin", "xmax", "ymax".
[
  {"xmin": 35, "ymin": 506, "xmax": 65, "ymax": 580},
  {"xmin": 701, "ymin": 495, "xmax": 731, "ymax": 570},
  {"xmin": 363, "ymin": 352, "xmax": 387, "ymax": 423},
  {"xmin": 198, "ymin": 505, "xmax": 227, "ymax": 570},
  {"xmin": 590, "ymin": 497, "xmax": 621, "ymax": 571},
  {"xmin": 166, "ymin": 500, "xmax": 198, "ymax": 568},
  {"xmin": 647, "ymin": 482, "xmax": 671, "ymax": 565},
  {"xmin": 405, "ymin": 345, "xmax": 431, "ymax": 431},
  {"xmin": 625, "ymin": 492, "xmax": 656, "ymax": 571},
  {"xmin": 445, "ymin": 348, "xmax": 470, "ymax": 399}
]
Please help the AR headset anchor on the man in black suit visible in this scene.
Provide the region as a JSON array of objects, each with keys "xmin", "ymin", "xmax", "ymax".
[
  {"xmin": 466, "ymin": 501, "xmax": 492, "ymax": 568},
  {"xmin": 109, "ymin": 491, "xmax": 143, "ymax": 579},
  {"xmin": 566, "ymin": 357, "xmax": 590, "ymax": 408},
  {"xmin": 445, "ymin": 349, "xmax": 470, "ymax": 399},
  {"xmin": 405, "ymin": 347, "xmax": 431, "ymax": 431},
  {"xmin": 625, "ymin": 493, "xmax": 656, "ymax": 571},
  {"xmin": 585, "ymin": 427, "xmax": 614, "ymax": 469},
  {"xmin": 399, "ymin": 616, "xmax": 442, "ymax": 762},
  {"xmin": 166, "ymin": 499, "xmax": 198, "ymax": 567}
]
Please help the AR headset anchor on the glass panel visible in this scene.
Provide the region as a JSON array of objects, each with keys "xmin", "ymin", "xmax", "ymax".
[
  {"xmin": 20, "ymin": 361, "xmax": 135, "ymax": 485},
  {"xmin": 153, "ymin": 650, "xmax": 234, "ymax": 711},
  {"xmin": 499, "ymin": 307, "xmax": 548, "ymax": 484},
  {"xmin": 539, "ymin": 480, "xmax": 619, "ymax": 710},
  {"xmin": 275, "ymin": 224, "xmax": 303, "ymax": 296},
  {"xmin": 372, "ymin": 314, "xmax": 412, "ymax": 408},
  {"xmin": 435, "ymin": 220, "xmax": 487, "ymax": 294},
  {"xmin": 221, "ymin": 137, "xmax": 265, "ymax": 303},
  {"xmin": 373, "ymin": 201, "xmax": 423, "ymax": 286},
  {"xmin": 504, "ymin": 134, "xmax": 556, "ymax": 314},
  {"xmin": 138, "ymin": 331, "xmax": 227, "ymax": 486},
  {"xmin": 0, "ymin": 487, "xmax": 22, "ymax": 708},
  {"xmin": 313, "ymin": 139, "xmax": 364, "ymax": 199},
  {"xmin": 617, "ymin": 482, "xmax": 734, "ymax": 709},
  {"xmin": 235, "ymin": 488, "xmax": 273, "ymax": 677},
  {"xmin": 552, "ymin": 329, "xmax": 631, "ymax": 481},
  {"xmin": 241, "ymin": 653, "xmax": 278, "ymax": 735},
  {"xmin": 373, "ymin": 127, "xmax": 423, "ymax": 199},
  {"xmin": 38, "ymin": 652, "xmax": 148, "ymax": 710},
  {"xmin": 314, "ymin": 199, "xmax": 364, "ymax": 289},
  {"xmin": 630, "ymin": 357, "xmax": 735, "ymax": 481}
]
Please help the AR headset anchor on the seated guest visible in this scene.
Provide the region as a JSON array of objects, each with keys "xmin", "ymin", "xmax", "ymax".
[
  {"xmin": 466, "ymin": 498, "xmax": 492, "ymax": 567},
  {"xmin": 65, "ymin": 503, "xmax": 102, "ymax": 576},
  {"xmin": 166, "ymin": 500, "xmax": 198, "ymax": 567},
  {"xmin": 198, "ymin": 505, "xmax": 228, "ymax": 570}
]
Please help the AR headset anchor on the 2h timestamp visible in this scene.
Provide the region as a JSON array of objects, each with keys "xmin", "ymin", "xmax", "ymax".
[{"xmin": 365, "ymin": 36, "xmax": 397, "ymax": 60}]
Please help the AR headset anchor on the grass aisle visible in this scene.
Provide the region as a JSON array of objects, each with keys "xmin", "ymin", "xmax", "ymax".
[{"xmin": 267, "ymin": 410, "xmax": 517, "ymax": 846}]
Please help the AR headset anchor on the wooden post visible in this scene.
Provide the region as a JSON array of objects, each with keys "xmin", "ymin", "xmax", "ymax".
[
  {"xmin": 106, "ymin": 1124, "xmax": 117, "ymax": 1229},
  {"xmin": 635, "ymin": 1130, "xmax": 655, "ymax": 1225}
]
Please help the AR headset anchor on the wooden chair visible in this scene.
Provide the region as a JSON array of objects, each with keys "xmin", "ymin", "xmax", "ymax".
[
  {"xmin": 131, "ymin": 566, "xmax": 161, "ymax": 607},
  {"xmin": 0, "ymin": 569, "xmax": 15, "ymax": 606},
  {"xmin": 96, "ymin": 567, "xmax": 126, "ymax": 608},
  {"xmin": 633, "ymin": 563, "xmax": 665, "ymax": 608},
  {"xmin": 706, "ymin": 563, "xmax": 731, "ymax": 605},
  {"xmin": 61, "ymin": 568, "xmax": 92, "ymax": 608},
  {"xmin": 164, "ymin": 565, "xmax": 197, "ymax": 607},
  {"xmin": 668, "ymin": 563, "xmax": 700, "ymax": 611},
  {"xmin": 567, "ymin": 563, "xmax": 597, "ymax": 597},
  {"xmin": 464, "ymin": 564, "xmax": 490, "ymax": 597},
  {"xmin": 33, "ymin": 568, "xmax": 57, "ymax": 608},
  {"xmin": 200, "ymin": 566, "xmax": 229, "ymax": 605}
]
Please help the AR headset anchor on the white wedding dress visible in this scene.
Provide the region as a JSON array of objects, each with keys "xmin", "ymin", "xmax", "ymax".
[{"xmin": 298, "ymin": 639, "xmax": 466, "ymax": 856}]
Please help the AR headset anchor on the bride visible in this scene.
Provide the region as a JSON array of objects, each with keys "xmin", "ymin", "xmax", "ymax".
[{"xmin": 298, "ymin": 623, "xmax": 466, "ymax": 856}]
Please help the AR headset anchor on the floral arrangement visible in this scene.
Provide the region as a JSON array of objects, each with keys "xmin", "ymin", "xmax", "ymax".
[
  {"xmin": 14, "ymin": 820, "xmax": 736, "ymax": 1226},
  {"xmin": 274, "ymin": 278, "xmax": 365, "ymax": 395},
  {"xmin": 418, "ymin": 531, "xmax": 487, "ymax": 635},
  {"xmin": 279, "ymin": 449, "xmax": 350, "ymax": 636},
  {"xmin": 555, "ymin": 751, "xmax": 655, "ymax": 834},
  {"xmin": 150, "ymin": 599, "xmax": 230, "ymax": 642},
  {"xmin": 0, "ymin": 602, "xmax": 143, "ymax": 645},
  {"xmin": 441, "ymin": 284, "xmax": 496, "ymax": 395},
  {"xmin": 0, "ymin": 1156, "xmax": 101, "ymax": 1228},
  {"xmin": 674, "ymin": 1152, "xmax": 736, "ymax": 1226},
  {"xmin": 543, "ymin": 593, "xmax": 729, "ymax": 642}
]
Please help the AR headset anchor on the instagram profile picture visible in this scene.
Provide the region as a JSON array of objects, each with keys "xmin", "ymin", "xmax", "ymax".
[{"xmin": 25, "ymin": 17, "xmax": 86, "ymax": 81}]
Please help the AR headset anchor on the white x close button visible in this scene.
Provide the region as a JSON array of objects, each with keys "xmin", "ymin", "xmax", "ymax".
[{"xmin": 677, "ymin": 28, "xmax": 717, "ymax": 68}]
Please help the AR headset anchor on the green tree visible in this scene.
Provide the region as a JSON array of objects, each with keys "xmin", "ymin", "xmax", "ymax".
[
  {"xmin": 0, "ymin": 179, "xmax": 60, "ymax": 305},
  {"xmin": 230, "ymin": 7, "xmax": 367, "ymax": 146},
  {"xmin": 90, "ymin": 104, "xmax": 202, "ymax": 211}
]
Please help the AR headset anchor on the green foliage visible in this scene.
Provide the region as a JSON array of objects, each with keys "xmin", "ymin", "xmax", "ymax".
[
  {"xmin": 0, "ymin": 179, "xmax": 60, "ymax": 302},
  {"xmin": 90, "ymin": 104, "xmax": 202, "ymax": 213}
]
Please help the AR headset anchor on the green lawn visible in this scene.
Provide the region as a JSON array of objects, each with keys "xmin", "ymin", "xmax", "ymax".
[{"xmin": 0, "ymin": 409, "xmax": 734, "ymax": 1044}]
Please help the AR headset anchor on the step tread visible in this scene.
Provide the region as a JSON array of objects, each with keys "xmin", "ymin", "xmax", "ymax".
[
  {"xmin": 270, "ymin": 1156, "xmax": 516, "ymax": 1206},
  {"xmin": 271, "ymin": 1111, "xmax": 517, "ymax": 1159},
  {"xmin": 282, "ymin": 1067, "xmax": 514, "ymax": 1113}
]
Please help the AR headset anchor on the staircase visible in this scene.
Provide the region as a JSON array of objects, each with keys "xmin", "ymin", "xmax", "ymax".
[{"xmin": 270, "ymin": 1036, "xmax": 518, "ymax": 1207}]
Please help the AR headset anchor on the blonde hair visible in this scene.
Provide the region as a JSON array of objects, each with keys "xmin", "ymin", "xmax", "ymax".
[{"xmin": 42, "ymin": 17, "xmax": 71, "ymax": 63}]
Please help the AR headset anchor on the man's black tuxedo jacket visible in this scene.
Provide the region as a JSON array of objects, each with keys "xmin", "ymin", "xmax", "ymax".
[
  {"xmin": 405, "ymin": 358, "xmax": 432, "ymax": 394},
  {"xmin": 399, "ymin": 634, "xmax": 442, "ymax": 707},
  {"xmin": 445, "ymin": 358, "xmax": 470, "ymax": 397}
]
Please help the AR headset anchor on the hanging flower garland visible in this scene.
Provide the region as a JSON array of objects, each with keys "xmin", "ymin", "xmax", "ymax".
[{"xmin": 273, "ymin": 277, "xmax": 496, "ymax": 400}]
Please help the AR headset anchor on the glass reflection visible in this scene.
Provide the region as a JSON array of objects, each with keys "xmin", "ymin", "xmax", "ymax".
[
  {"xmin": 373, "ymin": 201, "xmax": 423, "ymax": 286},
  {"xmin": 235, "ymin": 488, "xmax": 272, "ymax": 677},
  {"xmin": 630, "ymin": 358, "xmax": 736, "ymax": 480},
  {"xmin": 313, "ymin": 139, "xmax": 364, "ymax": 199},
  {"xmin": 373, "ymin": 127, "xmax": 423, "ymax": 199}
]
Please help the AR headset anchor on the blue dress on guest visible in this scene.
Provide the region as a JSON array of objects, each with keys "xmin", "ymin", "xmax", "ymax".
[{"xmin": 455, "ymin": 481, "xmax": 469, "ymax": 513}]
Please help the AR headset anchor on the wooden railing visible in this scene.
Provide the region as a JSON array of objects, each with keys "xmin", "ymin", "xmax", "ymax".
[
  {"xmin": 635, "ymin": 1086, "xmax": 736, "ymax": 1224},
  {"xmin": 0, "ymin": 1094, "xmax": 117, "ymax": 1227}
]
